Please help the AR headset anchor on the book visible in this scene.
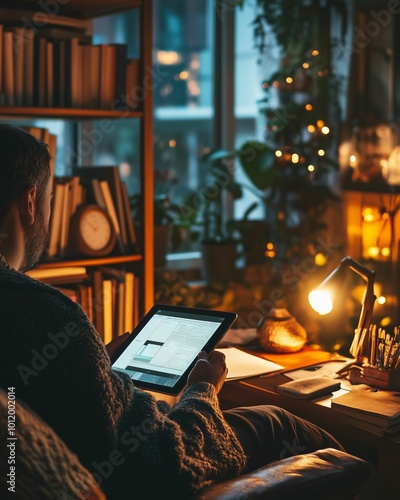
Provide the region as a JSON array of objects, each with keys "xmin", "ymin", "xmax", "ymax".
[
  {"xmin": 35, "ymin": 36, "xmax": 47, "ymax": 107},
  {"xmin": 99, "ymin": 44, "xmax": 114, "ymax": 109},
  {"xmin": 47, "ymin": 182, "xmax": 65, "ymax": 257},
  {"xmin": 11, "ymin": 27, "xmax": 24, "ymax": 106},
  {"xmin": 23, "ymin": 29, "xmax": 35, "ymax": 106},
  {"xmin": 102, "ymin": 279, "xmax": 114, "ymax": 345},
  {"xmin": 112, "ymin": 44, "xmax": 128, "ymax": 109},
  {"xmin": 46, "ymin": 41, "xmax": 54, "ymax": 107},
  {"xmin": 124, "ymin": 272, "xmax": 135, "ymax": 333},
  {"xmin": 331, "ymin": 386, "xmax": 400, "ymax": 428},
  {"xmin": 26, "ymin": 267, "xmax": 87, "ymax": 282},
  {"xmin": 120, "ymin": 181, "xmax": 137, "ymax": 245},
  {"xmin": 99, "ymin": 180, "xmax": 124, "ymax": 252},
  {"xmin": 3, "ymin": 31, "xmax": 14, "ymax": 105},
  {"xmin": 92, "ymin": 270, "xmax": 104, "ymax": 339},
  {"xmin": 125, "ymin": 58, "xmax": 139, "ymax": 109}
]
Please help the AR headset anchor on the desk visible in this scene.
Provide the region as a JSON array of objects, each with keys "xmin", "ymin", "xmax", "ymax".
[{"xmin": 219, "ymin": 347, "xmax": 400, "ymax": 500}]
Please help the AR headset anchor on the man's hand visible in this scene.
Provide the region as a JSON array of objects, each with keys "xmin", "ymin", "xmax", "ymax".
[
  {"xmin": 187, "ymin": 350, "xmax": 227, "ymax": 393},
  {"xmin": 105, "ymin": 332, "xmax": 130, "ymax": 359}
]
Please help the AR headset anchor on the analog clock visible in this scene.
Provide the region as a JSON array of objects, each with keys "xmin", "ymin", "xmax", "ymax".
[{"xmin": 69, "ymin": 205, "xmax": 116, "ymax": 256}]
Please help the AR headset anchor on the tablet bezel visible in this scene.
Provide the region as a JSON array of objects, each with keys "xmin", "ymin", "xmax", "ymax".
[{"xmin": 110, "ymin": 303, "xmax": 237, "ymax": 395}]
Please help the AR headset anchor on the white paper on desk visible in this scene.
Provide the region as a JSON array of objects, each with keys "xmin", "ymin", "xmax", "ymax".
[{"xmin": 216, "ymin": 347, "xmax": 284, "ymax": 380}]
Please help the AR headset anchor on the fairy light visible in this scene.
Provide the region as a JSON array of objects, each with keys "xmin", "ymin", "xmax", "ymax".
[
  {"xmin": 273, "ymin": 81, "xmax": 280, "ymax": 88},
  {"xmin": 308, "ymin": 164, "xmax": 315, "ymax": 172},
  {"xmin": 377, "ymin": 296, "xmax": 386, "ymax": 305},
  {"xmin": 169, "ymin": 139, "xmax": 176, "ymax": 147},
  {"xmin": 291, "ymin": 153, "xmax": 300, "ymax": 163},
  {"xmin": 311, "ymin": 49, "xmax": 319, "ymax": 56},
  {"xmin": 275, "ymin": 150, "xmax": 283, "ymax": 157},
  {"xmin": 286, "ymin": 77, "xmax": 293, "ymax": 84},
  {"xmin": 179, "ymin": 71, "xmax": 189, "ymax": 80},
  {"xmin": 318, "ymin": 71, "xmax": 324, "ymax": 77},
  {"xmin": 381, "ymin": 247, "xmax": 390, "ymax": 257},
  {"xmin": 302, "ymin": 62, "xmax": 310, "ymax": 69},
  {"xmin": 317, "ymin": 119, "xmax": 324, "ymax": 127},
  {"xmin": 307, "ymin": 125, "xmax": 316, "ymax": 133},
  {"xmin": 262, "ymin": 82, "xmax": 269, "ymax": 89},
  {"xmin": 314, "ymin": 253, "xmax": 327, "ymax": 266},
  {"xmin": 321, "ymin": 126, "xmax": 330, "ymax": 134},
  {"xmin": 318, "ymin": 149, "xmax": 325, "ymax": 156},
  {"xmin": 305, "ymin": 103, "xmax": 313, "ymax": 111}
]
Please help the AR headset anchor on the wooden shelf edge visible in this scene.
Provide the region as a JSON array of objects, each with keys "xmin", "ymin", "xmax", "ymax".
[
  {"xmin": 2, "ymin": 1, "xmax": 142, "ymax": 20},
  {"xmin": 0, "ymin": 107, "xmax": 142, "ymax": 120},
  {"xmin": 39, "ymin": 254, "xmax": 143, "ymax": 269}
]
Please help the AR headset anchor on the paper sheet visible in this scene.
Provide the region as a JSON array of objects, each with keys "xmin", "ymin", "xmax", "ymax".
[{"xmin": 216, "ymin": 347, "xmax": 284, "ymax": 380}]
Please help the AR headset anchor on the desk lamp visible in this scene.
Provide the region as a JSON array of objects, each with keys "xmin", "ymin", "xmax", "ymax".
[{"xmin": 308, "ymin": 256, "xmax": 376, "ymax": 366}]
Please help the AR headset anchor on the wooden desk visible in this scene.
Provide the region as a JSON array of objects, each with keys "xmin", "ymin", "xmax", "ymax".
[{"xmin": 219, "ymin": 347, "xmax": 400, "ymax": 500}]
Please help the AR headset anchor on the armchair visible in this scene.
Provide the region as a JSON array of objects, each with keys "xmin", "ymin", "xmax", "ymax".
[{"xmin": 0, "ymin": 389, "xmax": 369, "ymax": 499}]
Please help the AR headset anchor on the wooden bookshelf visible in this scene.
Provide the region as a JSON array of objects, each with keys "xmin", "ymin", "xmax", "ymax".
[
  {"xmin": 0, "ymin": 0, "xmax": 154, "ymax": 320},
  {"xmin": 39, "ymin": 254, "xmax": 143, "ymax": 269}
]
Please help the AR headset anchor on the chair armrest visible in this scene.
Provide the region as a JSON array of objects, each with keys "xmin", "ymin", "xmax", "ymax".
[{"xmin": 195, "ymin": 448, "xmax": 370, "ymax": 500}]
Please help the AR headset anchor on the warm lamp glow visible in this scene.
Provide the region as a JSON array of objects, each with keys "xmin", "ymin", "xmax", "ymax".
[{"xmin": 308, "ymin": 290, "xmax": 333, "ymax": 315}]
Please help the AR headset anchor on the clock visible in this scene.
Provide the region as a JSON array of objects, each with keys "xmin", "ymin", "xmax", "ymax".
[{"xmin": 69, "ymin": 204, "xmax": 116, "ymax": 257}]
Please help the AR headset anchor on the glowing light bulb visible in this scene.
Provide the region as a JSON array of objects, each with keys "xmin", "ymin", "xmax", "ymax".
[
  {"xmin": 307, "ymin": 125, "xmax": 316, "ymax": 133},
  {"xmin": 302, "ymin": 62, "xmax": 310, "ymax": 69},
  {"xmin": 377, "ymin": 296, "xmax": 386, "ymax": 305},
  {"xmin": 381, "ymin": 247, "xmax": 390, "ymax": 257},
  {"xmin": 308, "ymin": 290, "xmax": 333, "ymax": 315},
  {"xmin": 286, "ymin": 77, "xmax": 293, "ymax": 84},
  {"xmin": 311, "ymin": 49, "xmax": 320, "ymax": 56},
  {"xmin": 275, "ymin": 150, "xmax": 283, "ymax": 157},
  {"xmin": 169, "ymin": 140, "xmax": 176, "ymax": 147},
  {"xmin": 179, "ymin": 71, "xmax": 189, "ymax": 80},
  {"xmin": 308, "ymin": 164, "xmax": 315, "ymax": 172},
  {"xmin": 317, "ymin": 119, "xmax": 324, "ymax": 127},
  {"xmin": 318, "ymin": 149, "xmax": 325, "ymax": 156},
  {"xmin": 305, "ymin": 104, "xmax": 313, "ymax": 111},
  {"xmin": 367, "ymin": 247, "xmax": 380, "ymax": 258},
  {"xmin": 321, "ymin": 126, "xmax": 330, "ymax": 134}
]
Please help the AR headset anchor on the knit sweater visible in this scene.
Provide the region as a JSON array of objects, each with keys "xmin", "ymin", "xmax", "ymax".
[{"xmin": 0, "ymin": 256, "xmax": 246, "ymax": 499}]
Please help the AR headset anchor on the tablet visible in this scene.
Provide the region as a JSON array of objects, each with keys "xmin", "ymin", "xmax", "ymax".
[{"xmin": 111, "ymin": 303, "xmax": 237, "ymax": 395}]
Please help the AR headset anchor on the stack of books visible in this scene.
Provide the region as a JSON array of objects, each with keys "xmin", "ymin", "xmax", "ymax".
[
  {"xmin": 331, "ymin": 385, "xmax": 400, "ymax": 436},
  {"xmin": 27, "ymin": 266, "xmax": 138, "ymax": 344}
]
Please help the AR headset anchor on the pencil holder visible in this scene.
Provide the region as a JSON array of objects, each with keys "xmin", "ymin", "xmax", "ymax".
[{"xmin": 354, "ymin": 364, "xmax": 400, "ymax": 390}]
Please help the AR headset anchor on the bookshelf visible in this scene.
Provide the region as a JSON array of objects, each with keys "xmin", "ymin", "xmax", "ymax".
[{"xmin": 0, "ymin": 0, "xmax": 154, "ymax": 330}]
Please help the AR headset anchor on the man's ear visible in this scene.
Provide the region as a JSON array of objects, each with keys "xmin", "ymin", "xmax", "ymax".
[{"xmin": 19, "ymin": 185, "xmax": 37, "ymax": 225}]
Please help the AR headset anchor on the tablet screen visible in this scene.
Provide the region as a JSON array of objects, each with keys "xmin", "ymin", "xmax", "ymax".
[{"xmin": 111, "ymin": 304, "xmax": 237, "ymax": 395}]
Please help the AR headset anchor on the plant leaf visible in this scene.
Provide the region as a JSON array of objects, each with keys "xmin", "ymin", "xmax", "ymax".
[{"xmin": 237, "ymin": 141, "xmax": 276, "ymax": 191}]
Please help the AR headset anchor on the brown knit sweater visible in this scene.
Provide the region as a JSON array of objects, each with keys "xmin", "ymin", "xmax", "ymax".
[{"xmin": 0, "ymin": 256, "xmax": 246, "ymax": 499}]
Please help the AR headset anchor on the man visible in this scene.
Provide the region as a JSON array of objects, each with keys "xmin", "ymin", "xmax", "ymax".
[{"xmin": 0, "ymin": 125, "xmax": 343, "ymax": 499}]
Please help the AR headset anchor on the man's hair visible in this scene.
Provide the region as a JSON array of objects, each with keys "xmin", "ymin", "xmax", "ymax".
[{"xmin": 0, "ymin": 125, "xmax": 51, "ymax": 222}]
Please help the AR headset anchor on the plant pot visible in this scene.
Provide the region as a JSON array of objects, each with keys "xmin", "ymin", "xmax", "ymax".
[
  {"xmin": 201, "ymin": 240, "xmax": 236, "ymax": 282},
  {"xmin": 235, "ymin": 220, "xmax": 270, "ymax": 265}
]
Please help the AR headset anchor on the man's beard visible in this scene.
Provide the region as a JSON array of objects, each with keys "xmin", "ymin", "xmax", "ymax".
[{"xmin": 21, "ymin": 209, "xmax": 50, "ymax": 273}]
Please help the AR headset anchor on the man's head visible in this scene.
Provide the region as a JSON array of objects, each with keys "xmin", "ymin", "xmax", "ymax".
[{"xmin": 0, "ymin": 125, "xmax": 52, "ymax": 272}]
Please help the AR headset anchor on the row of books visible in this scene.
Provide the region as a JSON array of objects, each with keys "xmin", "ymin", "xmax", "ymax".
[
  {"xmin": 48, "ymin": 165, "xmax": 136, "ymax": 258},
  {"xmin": 26, "ymin": 266, "xmax": 139, "ymax": 344},
  {"xmin": 0, "ymin": 23, "xmax": 139, "ymax": 109}
]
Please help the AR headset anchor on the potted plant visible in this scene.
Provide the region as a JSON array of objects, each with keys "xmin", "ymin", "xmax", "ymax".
[
  {"xmin": 182, "ymin": 149, "xmax": 243, "ymax": 281},
  {"xmin": 130, "ymin": 170, "xmax": 188, "ymax": 267}
]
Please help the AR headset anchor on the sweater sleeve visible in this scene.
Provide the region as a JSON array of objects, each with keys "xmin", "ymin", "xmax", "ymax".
[{"xmin": 4, "ymin": 276, "xmax": 246, "ymax": 499}]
